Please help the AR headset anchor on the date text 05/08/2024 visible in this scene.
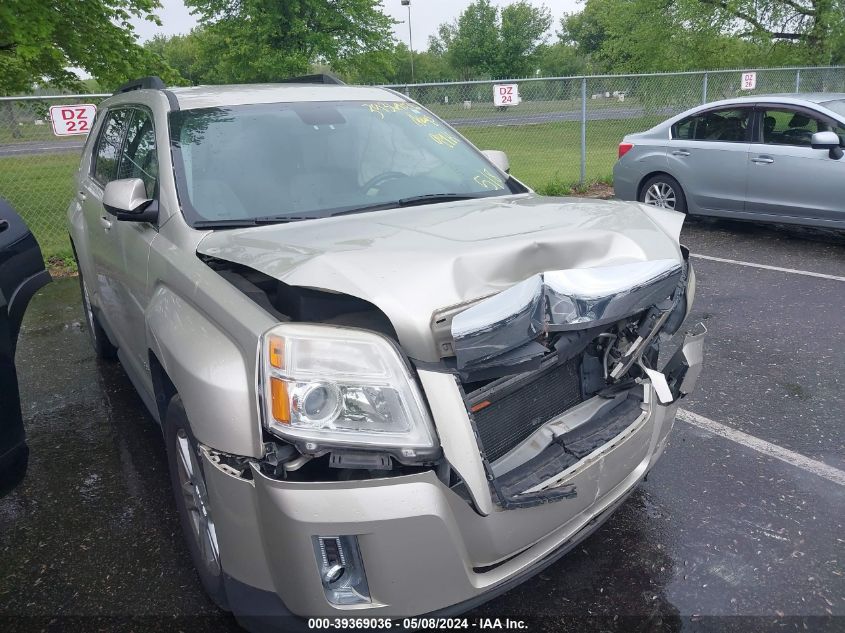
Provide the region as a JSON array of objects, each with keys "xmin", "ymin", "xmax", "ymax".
[{"xmin": 307, "ymin": 618, "xmax": 529, "ymax": 630}]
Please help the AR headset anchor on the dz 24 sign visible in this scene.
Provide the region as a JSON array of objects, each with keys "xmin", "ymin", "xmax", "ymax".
[
  {"xmin": 49, "ymin": 104, "xmax": 97, "ymax": 136},
  {"xmin": 494, "ymin": 84, "xmax": 519, "ymax": 107}
]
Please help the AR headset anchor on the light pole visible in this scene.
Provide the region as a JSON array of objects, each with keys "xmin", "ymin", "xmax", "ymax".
[{"xmin": 401, "ymin": 0, "xmax": 414, "ymax": 83}]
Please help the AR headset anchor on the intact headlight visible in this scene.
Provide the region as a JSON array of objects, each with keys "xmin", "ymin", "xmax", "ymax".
[{"xmin": 259, "ymin": 323, "xmax": 438, "ymax": 460}]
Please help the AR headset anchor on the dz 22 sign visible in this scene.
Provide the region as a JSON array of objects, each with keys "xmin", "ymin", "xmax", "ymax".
[
  {"xmin": 49, "ymin": 104, "xmax": 97, "ymax": 136},
  {"xmin": 494, "ymin": 84, "xmax": 519, "ymax": 107}
]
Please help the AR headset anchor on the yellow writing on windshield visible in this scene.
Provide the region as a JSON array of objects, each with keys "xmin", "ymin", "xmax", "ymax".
[
  {"xmin": 474, "ymin": 168, "xmax": 505, "ymax": 190},
  {"xmin": 362, "ymin": 102, "xmax": 415, "ymax": 119},
  {"xmin": 407, "ymin": 113, "xmax": 437, "ymax": 127},
  {"xmin": 429, "ymin": 132, "xmax": 460, "ymax": 148}
]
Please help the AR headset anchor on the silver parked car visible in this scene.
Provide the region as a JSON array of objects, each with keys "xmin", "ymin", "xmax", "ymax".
[
  {"xmin": 68, "ymin": 75, "xmax": 703, "ymax": 629},
  {"xmin": 613, "ymin": 94, "xmax": 845, "ymax": 229}
]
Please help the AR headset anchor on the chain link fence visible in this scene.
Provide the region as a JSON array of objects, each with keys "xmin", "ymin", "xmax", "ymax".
[
  {"xmin": 0, "ymin": 94, "xmax": 109, "ymax": 264},
  {"xmin": 388, "ymin": 65, "xmax": 845, "ymax": 193},
  {"xmin": 1, "ymin": 67, "xmax": 843, "ymax": 264}
]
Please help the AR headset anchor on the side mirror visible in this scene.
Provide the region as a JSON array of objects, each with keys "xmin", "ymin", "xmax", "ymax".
[
  {"xmin": 810, "ymin": 131, "xmax": 844, "ymax": 160},
  {"xmin": 102, "ymin": 178, "xmax": 158, "ymax": 222},
  {"xmin": 482, "ymin": 150, "xmax": 510, "ymax": 174}
]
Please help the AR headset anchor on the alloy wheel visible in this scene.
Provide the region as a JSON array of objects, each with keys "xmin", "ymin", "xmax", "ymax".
[
  {"xmin": 175, "ymin": 430, "xmax": 221, "ymax": 577},
  {"xmin": 81, "ymin": 280, "xmax": 96, "ymax": 334},
  {"xmin": 643, "ymin": 182, "xmax": 677, "ymax": 209}
]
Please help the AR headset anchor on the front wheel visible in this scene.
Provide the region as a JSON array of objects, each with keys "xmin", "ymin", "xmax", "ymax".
[
  {"xmin": 165, "ymin": 396, "xmax": 229, "ymax": 610},
  {"xmin": 639, "ymin": 174, "xmax": 687, "ymax": 213},
  {"xmin": 76, "ymin": 266, "xmax": 117, "ymax": 360}
]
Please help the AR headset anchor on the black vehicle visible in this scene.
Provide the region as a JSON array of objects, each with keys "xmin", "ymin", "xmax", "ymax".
[{"xmin": 0, "ymin": 198, "xmax": 51, "ymax": 496}]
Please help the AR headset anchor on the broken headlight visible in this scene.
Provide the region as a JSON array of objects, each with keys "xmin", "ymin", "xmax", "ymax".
[{"xmin": 259, "ymin": 323, "xmax": 438, "ymax": 460}]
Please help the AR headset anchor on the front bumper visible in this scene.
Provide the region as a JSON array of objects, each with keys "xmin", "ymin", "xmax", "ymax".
[
  {"xmin": 202, "ymin": 329, "xmax": 703, "ymax": 623},
  {"xmin": 203, "ymin": 399, "xmax": 685, "ymax": 620}
]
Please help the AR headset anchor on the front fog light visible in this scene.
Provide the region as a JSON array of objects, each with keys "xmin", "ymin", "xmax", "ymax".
[{"xmin": 313, "ymin": 535, "xmax": 371, "ymax": 605}]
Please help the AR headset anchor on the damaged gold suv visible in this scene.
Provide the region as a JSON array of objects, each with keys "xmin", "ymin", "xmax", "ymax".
[{"xmin": 67, "ymin": 75, "xmax": 704, "ymax": 630}]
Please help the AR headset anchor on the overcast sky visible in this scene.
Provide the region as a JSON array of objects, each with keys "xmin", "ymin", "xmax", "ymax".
[{"xmin": 131, "ymin": 0, "xmax": 582, "ymax": 48}]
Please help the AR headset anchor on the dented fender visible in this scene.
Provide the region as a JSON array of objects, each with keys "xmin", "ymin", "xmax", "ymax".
[{"xmin": 145, "ymin": 283, "xmax": 265, "ymax": 457}]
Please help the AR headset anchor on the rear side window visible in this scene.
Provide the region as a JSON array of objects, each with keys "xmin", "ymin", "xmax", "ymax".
[
  {"xmin": 93, "ymin": 109, "xmax": 130, "ymax": 186},
  {"xmin": 117, "ymin": 109, "xmax": 158, "ymax": 197},
  {"xmin": 672, "ymin": 108, "xmax": 751, "ymax": 143}
]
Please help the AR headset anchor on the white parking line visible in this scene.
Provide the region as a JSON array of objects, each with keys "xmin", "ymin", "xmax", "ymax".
[
  {"xmin": 690, "ymin": 253, "xmax": 845, "ymax": 282},
  {"xmin": 677, "ymin": 409, "xmax": 845, "ymax": 487}
]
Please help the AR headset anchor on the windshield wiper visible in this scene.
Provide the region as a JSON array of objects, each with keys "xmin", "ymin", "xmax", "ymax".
[
  {"xmin": 328, "ymin": 193, "xmax": 486, "ymax": 218},
  {"xmin": 397, "ymin": 193, "xmax": 486, "ymax": 207},
  {"xmin": 193, "ymin": 215, "xmax": 322, "ymax": 229},
  {"xmin": 193, "ymin": 194, "xmax": 490, "ymax": 229}
]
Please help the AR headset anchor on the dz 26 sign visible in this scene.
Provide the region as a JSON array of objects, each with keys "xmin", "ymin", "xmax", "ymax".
[
  {"xmin": 49, "ymin": 104, "xmax": 97, "ymax": 136},
  {"xmin": 741, "ymin": 72, "xmax": 757, "ymax": 91},
  {"xmin": 494, "ymin": 84, "xmax": 519, "ymax": 107}
]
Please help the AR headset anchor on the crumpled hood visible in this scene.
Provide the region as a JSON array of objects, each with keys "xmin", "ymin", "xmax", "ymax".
[{"xmin": 197, "ymin": 194, "xmax": 685, "ymax": 361}]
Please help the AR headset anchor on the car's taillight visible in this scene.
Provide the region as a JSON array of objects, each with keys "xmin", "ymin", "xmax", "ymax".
[{"xmin": 618, "ymin": 142, "xmax": 634, "ymax": 158}]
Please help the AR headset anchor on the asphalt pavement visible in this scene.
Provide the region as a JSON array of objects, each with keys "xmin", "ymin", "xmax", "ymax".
[
  {"xmin": 0, "ymin": 215, "xmax": 843, "ymax": 632},
  {"xmin": 0, "ymin": 139, "xmax": 85, "ymax": 157}
]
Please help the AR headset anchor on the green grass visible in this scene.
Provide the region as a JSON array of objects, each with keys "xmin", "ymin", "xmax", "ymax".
[
  {"xmin": 0, "ymin": 152, "xmax": 78, "ymax": 262},
  {"xmin": 460, "ymin": 115, "xmax": 664, "ymax": 190}
]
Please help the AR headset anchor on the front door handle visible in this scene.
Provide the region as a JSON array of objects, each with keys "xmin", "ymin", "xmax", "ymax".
[
  {"xmin": 99, "ymin": 216, "xmax": 113, "ymax": 230},
  {"xmin": 671, "ymin": 150, "xmax": 691, "ymax": 157},
  {"xmin": 751, "ymin": 156, "xmax": 775, "ymax": 164}
]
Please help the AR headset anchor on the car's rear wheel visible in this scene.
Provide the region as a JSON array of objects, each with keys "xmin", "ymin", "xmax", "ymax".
[
  {"xmin": 639, "ymin": 174, "xmax": 687, "ymax": 213},
  {"xmin": 76, "ymin": 268, "xmax": 117, "ymax": 360},
  {"xmin": 165, "ymin": 396, "xmax": 229, "ymax": 610}
]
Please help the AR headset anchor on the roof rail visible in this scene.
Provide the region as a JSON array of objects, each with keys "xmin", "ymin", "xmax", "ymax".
[
  {"xmin": 114, "ymin": 76, "xmax": 166, "ymax": 95},
  {"xmin": 278, "ymin": 73, "xmax": 346, "ymax": 85}
]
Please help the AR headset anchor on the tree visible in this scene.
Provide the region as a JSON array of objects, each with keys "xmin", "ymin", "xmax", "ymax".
[
  {"xmin": 428, "ymin": 22, "xmax": 458, "ymax": 57},
  {"xmin": 340, "ymin": 45, "xmax": 398, "ymax": 85},
  {"xmin": 145, "ymin": 32, "xmax": 209, "ymax": 86},
  {"xmin": 184, "ymin": 0, "xmax": 395, "ymax": 83},
  {"xmin": 433, "ymin": 0, "xmax": 552, "ymax": 80},
  {"xmin": 693, "ymin": 0, "xmax": 845, "ymax": 64},
  {"xmin": 559, "ymin": 0, "xmax": 610, "ymax": 58},
  {"xmin": 0, "ymin": 0, "xmax": 179, "ymax": 94},
  {"xmin": 561, "ymin": 0, "xmax": 845, "ymax": 73},
  {"xmin": 498, "ymin": 1, "xmax": 552, "ymax": 76},
  {"xmin": 535, "ymin": 42, "xmax": 587, "ymax": 77},
  {"xmin": 448, "ymin": 0, "xmax": 501, "ymax": 79}
]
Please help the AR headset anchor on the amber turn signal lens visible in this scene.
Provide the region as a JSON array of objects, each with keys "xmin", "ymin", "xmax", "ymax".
[
  {"xmin": 268, "ymin": 335, "xmax": 285, "ymax": 369},
  {"xmin": 270, "ymin": 377, "xmax": 291, "ymax": 423}
]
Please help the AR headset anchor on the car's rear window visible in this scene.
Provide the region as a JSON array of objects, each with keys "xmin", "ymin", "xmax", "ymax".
[
  {"xmin": 169, "ymin": 100, "xmax": 519, "ymax": 227},
  {"xmin": 820, "ymin": 99, "xmax": 845, "ymax": 118}
]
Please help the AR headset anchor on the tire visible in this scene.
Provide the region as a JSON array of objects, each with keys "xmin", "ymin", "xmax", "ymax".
[
  {"xmin": 76, "ymin": 267, "xmax": 117, "ymax": 360},
  {"xmin": 639, "ymin": 174, "xmax": 687, "ymax": 213},
  {"xmin": 164, "ymin": 396, "xmax": 229, "ymax": 610}
]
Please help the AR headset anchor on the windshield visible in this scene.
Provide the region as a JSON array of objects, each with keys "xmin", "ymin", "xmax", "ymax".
[
  {"xmin": 169, "ymin": 100, "xmax": 521, "ymax": 226},
  {"xmin": 820, "ymin": 99, "xmax": 845, "ymax": 118}
]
